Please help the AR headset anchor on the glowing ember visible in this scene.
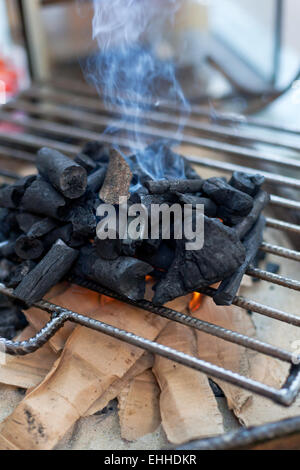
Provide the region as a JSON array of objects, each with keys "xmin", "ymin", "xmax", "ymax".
[{"xmin": 189, "ymin": 292, "xmax": 203, "ymax": 313}]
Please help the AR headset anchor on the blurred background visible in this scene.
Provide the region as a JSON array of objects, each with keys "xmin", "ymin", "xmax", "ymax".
[{"xmin": 0, "ymin": 0, "xmax": 300, "ymax": 123}]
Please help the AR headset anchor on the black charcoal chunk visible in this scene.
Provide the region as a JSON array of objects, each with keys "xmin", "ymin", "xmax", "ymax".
[
  {"xmin": 44, "ymin": 224, "xmax": 85, "ymax": 250},
  {"xmin": 202, "ymin": 177, "xmax": 253, "ymax": 216},
  {"xmin": 87, "ymin": 167, "xmax": 107, "ymax": 193},
  {"xmin": 0, "ymin": 240, "xmax": 16, "ymax": 258},
  {"xmin": 213, "ymin": 216, "xmax": 266, "ymax": 306},
  {"xmin": 146, "ymin": 178, "xmax": 203, "ymax": 195},
  {"xmin": 6, "ymin": 261, "xmax": 36, "ymax": 288},
  {"xmin": 66, "ymin": 204, "xmax": 96, "ymax": 237},
  {"xmin": 16, "ymin": 212, "xmax": 43, "ymax": 234},
  {"xmin": 74, "ymin": 153, "xmax": 98, "ymax": 173},
  {"xmin": 177, "ymin": 193, "xmax": 217, "ymax": 217},
  {"xmin": 153, "ymin": 216, "xmax": 246, "ymax": 305},
  {"xmin": 230, "ymin": 172, "xmax": 265, "ymax": 197},
  {"xmin": 95, "ymin": 237, "xmax": 122, "ymax": 261},
  {"xmin": 27, "ymin": 218, "xmax": 57, "ymax": 239},
  {"xmin": 14, "ymin": 239, "xmax": 78, "ymax": 306},
  {"xmin": 14, "ymin": 235, "xmax": 44, "ymax": 260},
  {"xmin": 137, "ymin": 241, "xmax": 174, "ymax": 271},
  {"xmin": 21, "ymin": 179, "xmax": 66, "ymax": 220},
  {"xmin": 235, "ymin": 190, "xmax": 270, "ymax": 240},
  {"xmin": 75, "ymin": 246, "xmax": 152, "ymax": 300},
  {"xmin": 0, "ymin": 175, "xmax": 36, "ymax": 209},
  {"xmin": 82, "ymin": 142, "xmax": 110, "ymax": 164},
  {"xmin": 37, "ymin": 148, "xmax": 87, "ymax": 199}
]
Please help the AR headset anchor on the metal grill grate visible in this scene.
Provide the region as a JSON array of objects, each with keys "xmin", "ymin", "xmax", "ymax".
[{"xmin": 0, "ymin": 79, "xmax": 300, "ymax": 409}]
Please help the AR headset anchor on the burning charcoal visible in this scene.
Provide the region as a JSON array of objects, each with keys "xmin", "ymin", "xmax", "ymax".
[
  {"xmin": 100, "ymin": 150, "xmax": 132, "ymax": 204},
  {"xmin": 75, "ymin": 246, "xmax": 152, "ymax": 300},
  {"xmin": 16, "ymin": 212, "xmax": 43, "ymax": 234},
  {"xmin": 217, "ymin": 206, "xmax": 244, "ymax": 226},
  {"xmin": 82, "ymin": 141, "xmax": 110, "ymax": 164},
  {"xmin": 14, "ymin": 235, "xmax": 44, "ymax": 260},
  {"xmin": 229, "ymin": 172, "xmax": 265, "ymax": 197},
  {"xmin": 27, "ymin": 218, "xmax": 57, "ymax": 239},
  {"xmin": 0, "ymin": 175, "xmax": 36, "ymax": 209},
  {"xmin": 235, "ymin": 190, "xmax": 270, "ymax": 240},
  {"xmin": 14, "ymin": 239, "xmax": 78, "ymax": 306},
  {"xmin": 146, "ymin": 178, "xmax": 203, "ymax": 195},
  {"xmin": 6, "ymin": 261, "xmax": 36, "ymax": 288},
  {"xmin": 177, "ymin": 193, "xmax": 217, "ymax": 217},
  {"xmin": 37, "ymin": 148, "xmax": 88, "ymax": 200},
  {"xmin": 153, "ymin": 216, "xmax": 246, "ymax": 305},
  {"xmin": 74, "ymin": 153, "xmax": 98, "ymax": 174},
  {"xmin": 213, "ymin": 216, "xmax": 266, "ymax": 306},
  {"xmin": 202, "ymin": 177, "xmax": 253, "ymax": 216},
  {"xmin": 87, "ymin": 167, "xmax": 107, "ymax": 193},
  {"xmin": 137, "ymin": 241, "xmax": 174, "ymax": 271},
  {"xmin": 95, "ymin": 237, "xmax": 122, "ymax": 261},
  {"xmin": 21, "ymin": 178, "xmax": 66, "ymax": 220}
]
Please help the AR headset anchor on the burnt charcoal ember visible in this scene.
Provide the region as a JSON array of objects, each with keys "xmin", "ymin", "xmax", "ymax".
[
  {"xmin": 27, "ymin": 218, "xmax": 57, "ymax": 239},
  {"xmin": 137, "ymin": 241, "xmax": 174, "ymax": 271},
  {"xmin": 0, "ymin": 176, "xmax": 36, "ymax": 209},
  {"xmin": 202, "ymin": 177, "xmax": 253, "ymax": 216},
  {"xmin": 6, "ymin": 260, "xmax": 36, "ymax": 288},
  {"xmin": 14, "ymin": 235, "xmax": 44, "ymax": 260},
  {"xmin": 95, "ymin": 237, "xmax": 122, "ymax": 261},
  {"xmin": 82, "ymin": 142, "xmax": 110, "ymax": 164},
  {"xmin": 37, "ymin": 148, "xmax": 88, "ymax": 199},
  {"xmin": 229, "ymin": 172, "xmax": 265, "ymax": 197},
  {"xmin": 74, "ymin": 153, "xmax": 98, "ymax": 173},
  {"xmin": 235, "ymin": 190, "xmax": 270, "ymax": 239},
  {"xmin": 153, "ymin": 216, "xmax": 246, "ymax": 305},
  {"xmin": 75, "ymin": 245, "xmax": 152, "ymax": 300},
  {"xmin": 16, "ymin": 212, "xmax": 43, "ymax": 234},
  {"xmin": 146, "ymin": 178, "xmax": 203, "ymax": 195},
  {"xmin": 21, "ymin": 178, "xmax": 66, "ymax": 220},
  {"xmin": 177, "ymin": 193, "xmax": 217, "ymax": 217},
  {"xmin": 87, "ymin": 167, "xmax": 107, "ymax": 193},
  {"xmin": 217, "ymin": 206, "xmax": 245, "ymax": 226},
  {"xmin": 14, "ymin": 239, "xmax": 78, "ymax": 306},
  {"xmin": 213, "ymin": 216, "xmax": 266, "ymax": 306},
  {"xmin": 100, "ymin": 150, "xmax": 132, "ymax": 204}
]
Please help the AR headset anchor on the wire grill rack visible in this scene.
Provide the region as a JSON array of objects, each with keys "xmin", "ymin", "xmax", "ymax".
[{"xmin": 0, "ymin": 79, "xmax": 300, "ymax": 411}]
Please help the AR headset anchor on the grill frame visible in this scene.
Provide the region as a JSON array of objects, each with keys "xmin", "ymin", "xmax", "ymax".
[{"xmin": 0, "ymin": 79, "xmax": 300, "ymax": 412}]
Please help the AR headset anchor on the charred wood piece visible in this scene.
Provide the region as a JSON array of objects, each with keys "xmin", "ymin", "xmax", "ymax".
[
  {"xmin": 74, "ymin": 153, "xmax": 98, "ymax": 174},
  {"xmin": 213, "ymin": 216, "xmax": 266, "ymax": 306},
  {"xmin": 14, "ymin": 235, "xmax": 44, "ymax": 260},
  {"xmin": 0, "ymin": 176, "xmax": 36, "ymax": 209},
  {"xmin": 153, "ymin": 217, "xmax": 246, "ymax": 305},
  {"xmin": 229, "ymin": 172, "xmax": 265, "ymax": 197},
  {"xmin": 6, "ymin": 260, "xmax": 36, "ymax": 288},
  {"xmin": 27, "ymin": 218, "xmax": 57, "ymax": 239},
  {"xmin": 202, "ymin": 177, "xmax": 253, "ymax": 217},
  {"xmin": 146, "ymin": 179, "xmax": 203, "ymax": 195},
  {"xmin": 37, "ymin": 147, "xmax": 87, "ymax": 199},
  {"xmin": 177, "ymin": 193, "xmax": 217, "ymax": 217},
  {"xmin": 75, "ymin": 246, "xmax": 152, "ymax": 300},
  {"xmin": 81, "ymin": 142, "xmax": 110, "ymax": 164},
  {"xmin": 87, "ymin": 167, "xmax": 107, "ymax": 194},
  {"xmin": 14, "ymin": 239, "xmax": 78, "ymax": 306},
  {"xmin": 21, "ymin": 179, "xmax": 66, "ymax": 220},
  {"xmin": 235, "ymin": 190, "xmax": 270, "ymax": 240}
]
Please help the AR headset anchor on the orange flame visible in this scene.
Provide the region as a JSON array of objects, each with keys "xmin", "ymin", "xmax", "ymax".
[{"xmin": 189, "ymin": 292, "xmax": 203, "ymax": 313}]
